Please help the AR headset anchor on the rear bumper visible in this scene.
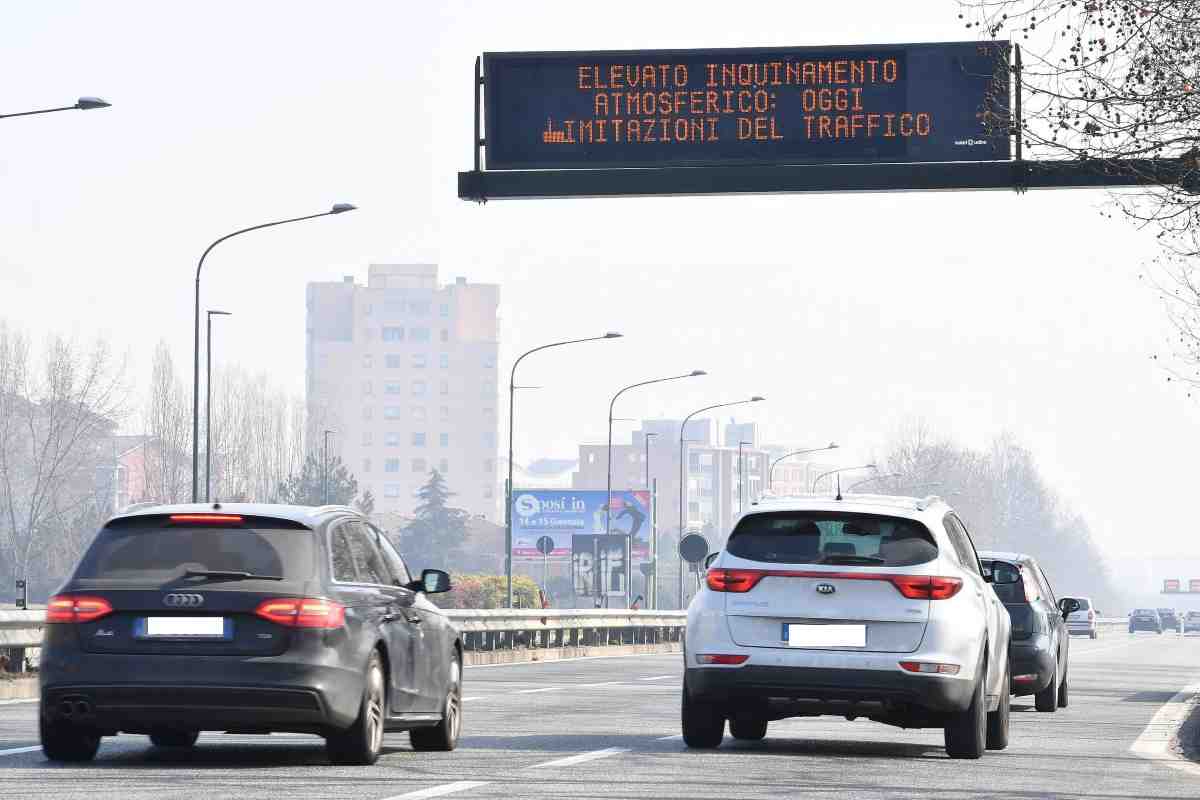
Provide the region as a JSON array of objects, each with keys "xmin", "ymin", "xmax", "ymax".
[
  {"xmin": 39, "ymin": 650, "xmax": 364, "ymax": 734},
  {"xmin": 685, "ymin": 664, "xmax": 975, "ymax": 714},
  {"xmin": 1008, "ymin": 641, "xmax": 1054, "ymax": 695},
  {"xmin": 1129, "ymin": 621, "xmax": 1162, "ymax": 632},
  {"xmin": 1066, "ymin": 621, "xmax": 1095, "ymax": 635}
]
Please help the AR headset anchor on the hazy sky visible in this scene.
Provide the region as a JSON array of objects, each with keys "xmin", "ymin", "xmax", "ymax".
[{"xmin": 4, "ymin": 2, "xmax": 1199, "ymax": 566}]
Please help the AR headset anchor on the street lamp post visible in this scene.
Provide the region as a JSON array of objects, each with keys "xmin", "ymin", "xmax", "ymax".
[
  {"xmin": 644, "ymin": 432, "xmax": 658, "ymax": 609},
  {"xmin": 678, "ymin": 396, "xmax": 765, "ymax": 608},
  {"xmin": 811, "ymin": 464, "xmax": 878, "ymax": 494},
  {"xmin": 323, "ymin": 429, "xmax": 336, "ymax": 504},
  {"xmin": 847, "ymin": 472, "xmax": 901, "ymax": 492},
  {"xmin": 191, "ymin": 203, "xmax": 356, "ymax": 502},
  {"xmin": 506, "ymin": 333, "xmax": 622, "ymax": 608},
  {"xmin": 768, "ymin": 443, "xmax": 839, "ymax": 490},
  {"xmin": 0, "ymin": 96, "xmax": 111, "ymax": 120},
  {"xmin": 204, "ymin": 310, "xmax": 232, "ymax": 502},
  {"xmin": 606, "ymin": 371, "xmax": 705, "ymax": 608},
  {"xmin": 737, "ymin": 440, "xmax": 753, "ymax": 514}
]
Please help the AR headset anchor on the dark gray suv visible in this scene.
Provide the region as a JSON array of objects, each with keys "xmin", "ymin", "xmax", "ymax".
[{"xmin": 39, "ymin": 504, "xmax": 462, "ymax": 765}]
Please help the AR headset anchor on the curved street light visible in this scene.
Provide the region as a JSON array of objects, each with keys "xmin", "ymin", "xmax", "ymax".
[
  {"xmin": 0, "ymin": 96, "xmax": 112, "ymax": 120},
  {"xmin": 847, "ymin": 472, "xmax": 901, "ymax": 492},
  {"xmin": 768, "ymin": 443, "xmax": 839, "ymax": 490},
  {"xmin": 810, "ymin": 464, "xmax": 877, "ymax": 494},
  {"xmin": 677, "ymin": 396, "xmax": 765, "ymax": 607},
  {"xmin": 506, "ymin": 332, "xmax": 622, "ymax": 607},
  {"xmin": 191, "ymin": 203, "xmax": 357, "ymax": 502}
]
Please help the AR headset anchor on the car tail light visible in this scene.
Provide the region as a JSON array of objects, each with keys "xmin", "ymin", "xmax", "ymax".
[
  {"xmin": 1012, "ymin": 674, "xmax": 1038, "ymax": 683},
  {"xmin": 706, "ymin": 569, "xmax": 766, "ymax": 593},
  {"xmin": 696, "ymin": 654, "xmax": 749, "ymax": 665},
  {"xmin": 898, "ymin": 661, "xmax": 960, "ymax": 675},
  {"xmin": 46, "ymin": 595, "xmax": 113, "ymax": 624},
  {"xmin": 254, "ymin": 598, "xmax": 345, "ymax": 629},
  {"xmin": 889, "ymin": 576, "xmax": 963, "ymax": 600},
  {"xmin": 169, "ymin": 513, "xmax": 244, "ymax": 525}
]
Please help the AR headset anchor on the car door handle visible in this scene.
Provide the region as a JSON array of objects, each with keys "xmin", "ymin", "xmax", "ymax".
[
  {"xmin": 382, "ymin": 612, "xmax": 399, "ymax": 623},
  {"xmin": 404, "ymin": 613, "xmax": 422, "ymax": 625}
]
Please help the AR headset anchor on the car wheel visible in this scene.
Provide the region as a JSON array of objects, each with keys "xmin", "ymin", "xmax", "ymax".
[
  {"xmin": 40, "ymin": 715, "xmax": 100, "ymax": 763},
  {"xmin": 149, "ymin": 730, "xmax": 199, "ymax": 748},
  {"xmin": 1057, "ymin": 665, "xmax": 1069, "ymax": 709},
  {"xmin": 729, "ymin": 715, "xmax": 768, "ymax": 741},
  {"xmin": 1034, "ymin": 665, "xmax": 1058, "ymax": 713},
  {"xmin": 681, "ymin": 682, "xmax": 724, "ymax": 749},
  {"xmin": 986, "ymin": 661, "xmax": 1010, "ymax": 751},
  {"xmin": 1090, "ymin": 631, "xmax": 1097, "ymax": 640},
  {"xmin": 411, "ymin": 651, "xmax": 463, "ymax": 752},
  {"xmin": 327, "ymin": 650, "xmax": 386, "ymax": 765},
  {"xmin": 944, "ymin": 659, "xmax": 987, "ymax": 759}
]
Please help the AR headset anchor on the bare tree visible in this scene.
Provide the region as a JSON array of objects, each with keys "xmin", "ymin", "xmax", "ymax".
[
  {"xmin": 140, "ymin": 341, "xmax": 190, "ymax": 504},
  {"xmin": 0, "ymin": 322, "xmax": 127, "ymax": 588}
]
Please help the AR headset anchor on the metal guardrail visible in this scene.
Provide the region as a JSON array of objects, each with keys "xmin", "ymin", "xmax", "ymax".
[
  {"xmin": 0, "ymin": 611, "xmax": 44, "ymax": 648},
  {"xmin": 445, "ymin": 609, "xmax": 686, "ymax": 651}
]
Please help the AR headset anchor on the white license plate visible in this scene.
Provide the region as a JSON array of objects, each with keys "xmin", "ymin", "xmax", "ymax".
[
  {"xmin": 145, "ymin": 617, "xmax": 226, "ymax": 637},
  {"xmin": 785, "ymin": 624, "xmax": 866, "ymax": 648}
]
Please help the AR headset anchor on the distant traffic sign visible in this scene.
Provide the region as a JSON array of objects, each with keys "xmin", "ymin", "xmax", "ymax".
[
  {"xmin": 483, "ymin": 41, "xmax": 1009, "ymax": 170},
  {"xmin": 678, "ymin": 533, "xmax": 709, "ymax": 564},
  {"xmin": 535, "ymin": 535, "xmax": 555, "ymax": 556}
]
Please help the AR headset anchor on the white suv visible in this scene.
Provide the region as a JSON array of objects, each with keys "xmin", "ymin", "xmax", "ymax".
[{"xmin": 683, "ymin": 494, "xmax": 1012, "ymax": 759}]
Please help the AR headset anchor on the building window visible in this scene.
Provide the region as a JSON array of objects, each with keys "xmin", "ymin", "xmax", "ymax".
[
  {"xmin": 439, "ymin": 379, "xmax": 449, "ymax": 396},
  {"xmin": 412, "ymin": 380, "xmax": 427, "ymax": 397},
  {"xmin": 363, "ymin": 303, "xmax": 372, "ymax": 317},
  {"xmin": 483, "ymin": 486, "xmax": 494, "ymax": 499},
  {"xmin": 362, "ymin": 458, "xmax": 371, "ymax": 473},
  {"xmin": 382, "ymin": 326, "xmax": 404, "ymax": 342},
  {"xmin": 363, "ymin": 406, "xmax": 374, "ymax": 421},
  {"xmin": 412, "ymin": 406, "xmax": 427, "ymax": 422},
  {"xmin": 482, "ymin": 380, "xmax": 496, "ymax": 397},
  {"xmin": 439, "ymin": 353, "xmax": 449, "ymax": 369},
  {"xmin": 385, "ymin": 459, "xmax": 400, "ymax": 473},
  {"xmin": 384, "ymin": 483, "xmax": 401, "ymax": 498},
  {"xmin": 440, "ymin": 328, "xmax": 449, "ymax": 343},
  {"xmin": 411, "ymin": 327, "xmax": 431, "ymax": 342},
  {"xmin": 412, "ymin": 432, "xmax": 426, "ymax": 447},
  {"xmin": 362, "ymin": 327, "xmax": 375, "ymax": 341},
  {"xmin": 439, "ymin": 303, "xmax": 449, "ymax": 318},
  {"xmin": 385, "ymin": 354, "xmax": 402, "ymax": 369},
  {"xmin": 412, "ymin": 353, "xmax": 428, "ymax": 368},
  {"xmin": 439, "ymin": 406, "xmax": 450, "ymax": 421},
  {"xmin": 384, "ymin": 381, "xmax": 402, "ymax": 395},
  {"xmin": 483, "ymin": 407, "xmax": 494, "ymax": 417},
  {"xmin": 383, "ymin": 406, "xmax": 402, "ymax": 420},
  {"xmin": 412, "ymin": 458, "xmax": 427, "ymax": 473},
  {"xmin": 408, "ymin": 300, "xmax": 431, "ymax": 315},
  {"xmin": 483, "ymin": 432, "xmax": 496, "ymax": 448},
  {"xmin": 361, "ymin": 431, "xmax": 373, "ymax": 446},
  {"xmin": 362, "ymin": 380, "xmax": 373, "ymax": 396},
  {"xmin": 385, "ymin": 432, "xmax": 401, "ymax": 447},
  {"xmin": 439, "ymin": 432, "xmax": 449, "ymax": 447},
  {"xmin": 362, "ymin": 354, "xmax": 373, "ymax": 369},
  {"xmin": 484, "ymin": 459, "xmax": 494, "ymax": 473},
  {"xmin": 439, "ymin": 458, "xmax": 449, "ymax": 473},
  {"xmin": 483, "ymin": 354, "xmax": 496, "ymax": 369},
  {"xmin": 587, "ymin": 453, "xmax": 597, "ymax": 464}
]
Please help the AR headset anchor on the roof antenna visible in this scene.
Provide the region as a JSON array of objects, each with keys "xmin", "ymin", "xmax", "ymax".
[
  {"xmin": 213, "ymin": 501, "xmax": 222, "ymax": 510},
  {"xmin": 835, "ymin": 474, "xmax": 843, "ymax": 501}
]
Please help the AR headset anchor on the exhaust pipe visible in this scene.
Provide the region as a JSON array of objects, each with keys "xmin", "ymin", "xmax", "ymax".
[
  {"xmin": 59, "ymin": 700, "xmax": 74, "ymax": 717},
  {"xmin": 74, "ymin": 700, "xmax": 91, "ymax": 716}
]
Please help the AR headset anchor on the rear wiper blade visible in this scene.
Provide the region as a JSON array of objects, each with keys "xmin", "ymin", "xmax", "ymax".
[
  {"xmin": 815, "ymin": 555, "xmax": 887, "ymax": 565},
  {"xmin": 183, "ymin": 569, "xmax": 283, "ymax": 581}
]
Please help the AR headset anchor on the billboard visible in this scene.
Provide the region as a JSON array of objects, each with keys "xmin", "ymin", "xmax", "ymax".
[
  {"xmin": 511, "ymin": 489, "xmax": 651, "ymax": 561},
  {"xmin": 484, "ymin": 41, "xmax": 1010, "ymax": 170},
  {"xmin": 1192, "ymin": 579, "xmax": 1200, "ymax": 594},
  {"xmin": 1164, "ymin": 579, "xmax": 1181, "ymax": 593}
]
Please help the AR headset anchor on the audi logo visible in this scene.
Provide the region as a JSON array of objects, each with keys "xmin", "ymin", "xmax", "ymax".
[
  {"xmin": 815, "ymin": 583, "xmax": 836, "ymax": 595},
  {"xmin": 163, "ymin": 593, "xmax": 205, "ymax": 608}
]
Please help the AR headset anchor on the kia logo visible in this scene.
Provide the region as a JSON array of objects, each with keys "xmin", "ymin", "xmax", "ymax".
[
  {"xmin": 815, "ymin": 583, "xmax": 836, "ymax": 595},
  {"xmin": 163, "ymin": 593, "xmax": 205, "ymax": 608}
]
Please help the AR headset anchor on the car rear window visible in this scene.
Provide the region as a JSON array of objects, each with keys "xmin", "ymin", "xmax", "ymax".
[
  {"xmin": 726, "ymin": 511, "xmax": 938, "ymax": 566},
  {"xmin": 1075, "ymin": 598, "xmax": 1090, "ymax": 610},
  {"xmin": 74, "ymin": 515, "xmax": 315, "ymax": 583}
]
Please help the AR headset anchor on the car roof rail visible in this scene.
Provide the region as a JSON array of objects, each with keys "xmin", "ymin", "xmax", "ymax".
[
  {"xmin": 311, "ymin": 504, "xmax": 361, "ymax": 517},
  {"xmin": 914, "ymin": 495, "xmax": 944, "ymax": 511}
]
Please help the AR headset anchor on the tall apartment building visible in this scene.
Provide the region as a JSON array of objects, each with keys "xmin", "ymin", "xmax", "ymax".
[{"xmin": 306, "ymin": 264, "xmax": 500, "ymax": 520}]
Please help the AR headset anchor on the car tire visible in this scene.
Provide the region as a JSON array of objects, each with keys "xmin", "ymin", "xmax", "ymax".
[
  {"xmin": 1090, "ymin": 631, "xmax": 1097, "ymax": 640},
  {"xmin": 326, "ymin": 651, "xmax": 386, "ymax": 766},
  {"xmin": 986, "ymin": 662, "xmax": 1010, "ymax": 751},
  {"xmin": 1034, "ymin": 665, "xmax": 1058, "ymax": 713},
  {"xmin": 729, "ymin": 715, "xmax": 768, "ymax": 741},
  {"xmin": 944, "ymin": 660, "xmax": 987, "ymax": 759},
  {"xmin": 149, "ymin": 730, "xmax": 199, "ymax": 748},
  {"xmin": 681, "ymin": 683, "xmax": 724, "ymax": 749},
  {"xmin": 40, "ymin": 715, "xmax": 100, "ymax": 763},
  {"xmin": 411, "ymin": 651, "xmax": 462, "ymax": 752},
  {"xmin": 1057, "ymin": 665, "xmax": 1069, "ymax": 709}
]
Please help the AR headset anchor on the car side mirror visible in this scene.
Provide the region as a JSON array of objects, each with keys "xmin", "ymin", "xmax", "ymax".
[
  {"xmin": 418, "ymin": 569, "xmax": 452, "ymax": 594},
  {"xmin": 1058, "ymin": 598, "xmax": 1080, "ymax": 618}
]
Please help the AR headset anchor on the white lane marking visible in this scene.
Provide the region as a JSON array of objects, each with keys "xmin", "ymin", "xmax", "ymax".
[
  {"xmin": 656, "ymin": 734, "xmax": 683, "ymax": 741},
  {"xmin": 0, "ymin": 699, "xmax": 37, "ymax": 706},
  {"xmin": 461, "ymin": 696, "xmax": 482, "ymax": 702},
  {"xmin": 528, "ymin": 747, "xmax": 629, "ymax": 769},
  {"xmin": 0, "ymin": 746, "xmax": 41, "ymax": 757},
  {"xmin": 575, "ymin": 681, "xmax": 621, "ymax": 688},
  {"xmin": 1130, "ymin": 680, "xmax": 1200, "ymax": 776},
  {"xmin": 638, "ymin": 675, "xmax": 675, "ymax": 681},
  {"xmin": 381, "ymin": 781, "xmax": 490, "ymax": 799},
  {"xmin": 514, "ymin": 687, "xmax": 562, "ymax": 694},
  {"xmin": 465, "ymin": 651, "xmax": 680, "ymax": 670}
]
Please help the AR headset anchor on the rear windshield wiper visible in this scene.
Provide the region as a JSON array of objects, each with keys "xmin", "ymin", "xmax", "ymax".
[
  {"xmin": 814, "ymin": 554, "xmax": 887, "ymax": 565},
  {"xmin": 183, "ymin": 569, "xmax": 283, "ymax": 581}
]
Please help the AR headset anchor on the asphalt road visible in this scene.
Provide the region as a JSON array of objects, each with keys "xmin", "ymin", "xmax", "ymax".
[{"xmin": 2, "ymin": 633, "xmax": 1198, "ymax": 799}]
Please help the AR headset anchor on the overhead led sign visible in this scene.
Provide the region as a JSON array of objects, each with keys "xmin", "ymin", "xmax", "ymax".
[{"xmin": 482, "ymin": 41, "xmax": 1010, "ymax": 170}]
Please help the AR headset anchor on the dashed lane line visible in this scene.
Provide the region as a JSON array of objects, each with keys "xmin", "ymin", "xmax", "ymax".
[
  {"xmin": 575, "ymin": 681, "xmax": 621, "ymax": 688},
  {"xmin": 0, "ymin": 746, "xmax": 41, "ymax": 757},
  {"xmin": 513, "ymin": 687, "xmax": 563, "ymax": 694},
  {"xmin": 638, "ymin": 675, "xmax": 676, "ymax": 681},
  {"xmin": 380, "ymin": 781, "xmax": 490, "ymax": 799},
  {"xmin": 528, "ymin": 746, "xmax": 630, "ymax": 769}
]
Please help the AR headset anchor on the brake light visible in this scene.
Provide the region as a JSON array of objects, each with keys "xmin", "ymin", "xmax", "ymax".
[
  {"xmin": 46, "ymin": 595, "xmax": 113, "ymax": 624},
  {"xmin": 899, "ymin": 661, "xmax": 960, "ymax": 675},
  {"xmin": 889, "ymin": 576, "xmax": 963, "ymax": 600},
  {"xmin": 254, "ymin": 598, "xmax": 345, "ymax": 629},
  {"xmin": 169, "ymin": 514, "xmax": 244, "ymax": 524},
  {"xmin": 706, "ymin": 569, "xmax": 766, "ymax": 593},
  {"xmin": 696, "ymin": 654, "xmax": 749, "ymax": 665}
]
